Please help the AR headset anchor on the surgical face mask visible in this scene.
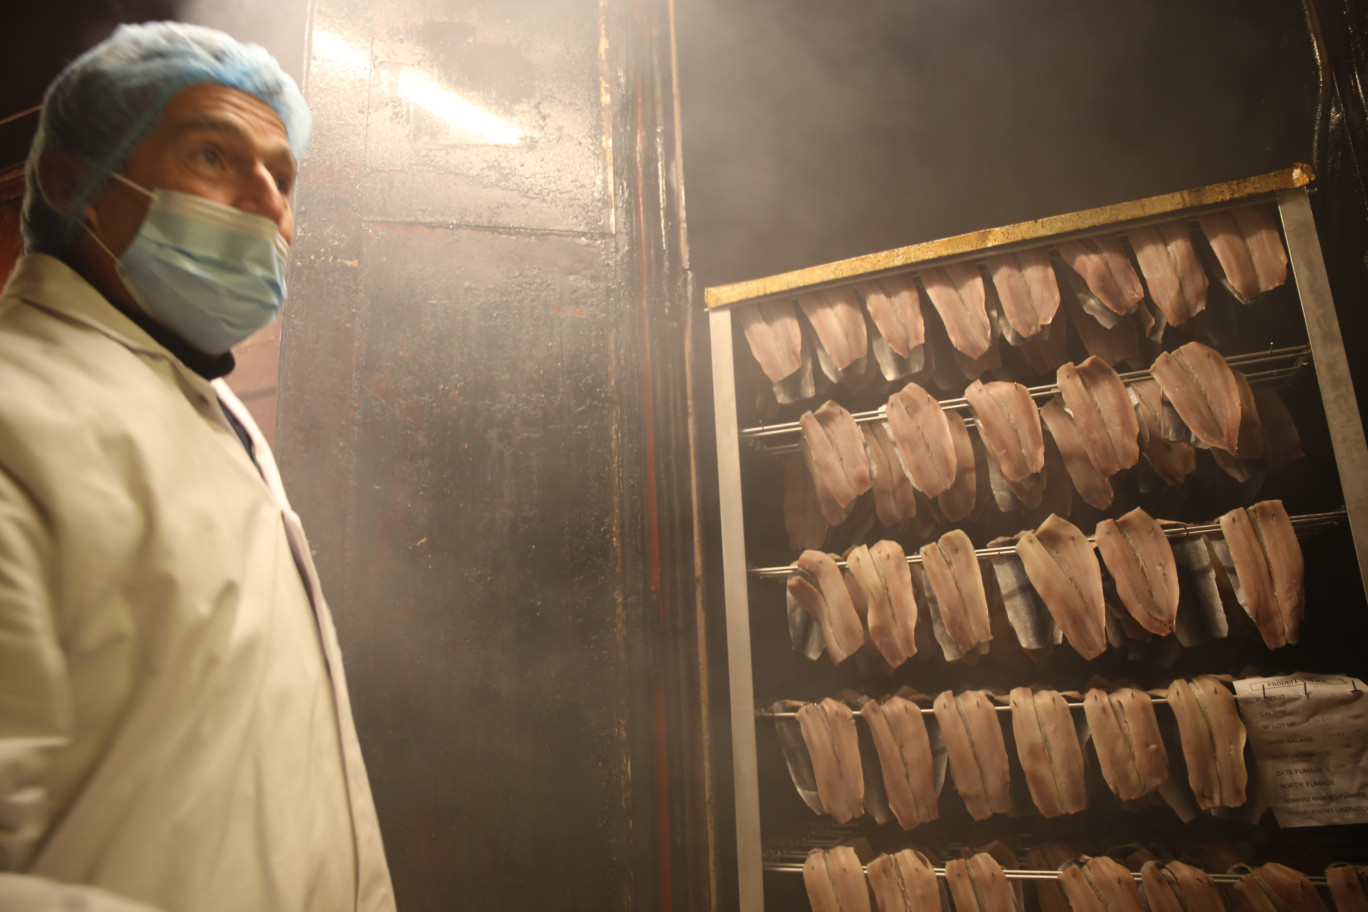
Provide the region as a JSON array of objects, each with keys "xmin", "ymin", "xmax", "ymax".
[{"xmin": 87, "ymin": 173, "xmax": 290, "ymax": 354}]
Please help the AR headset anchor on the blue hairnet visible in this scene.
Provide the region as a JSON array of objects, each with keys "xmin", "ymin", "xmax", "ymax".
[{"xmin": 22, "ymin": 21, "xmax": 311, "ymax": 256}]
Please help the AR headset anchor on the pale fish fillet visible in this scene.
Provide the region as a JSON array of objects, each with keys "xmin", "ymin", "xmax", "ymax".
[
  {"xmin": 934, "ymin": 689, "xmax": 1013, "ymax": 820},
  {"xmin": 1150, "ymin": 341, "xmax": 1244, "ymax": 455},
  {"xmin": 1250, "ymin": 863, "xmax": 1329, "ymax": 912},
  {"xmin": 1015, "ymin": 514, "xmax": 1108, "ymax": 660},
  {"xmin": 797, "ymin": 698, "xmax": 865, "ymax": 823},
  {"xmin": 791, "ymin": 550, "xmax": 865, "ymax": 663},
  {"xmin": 861, "ymin": 695, "xmax": 937, "ymax": 829},
  {"xmin": 944, "ymin": 859, "xmax": 979, "ymax": 912},
  {"xmin": 1129, "ymin": 379, "xmax": 1196, "ymax": 484},
  {"xmin": 1071, "ymin": 857, "xmax": 1146, "ymax": 912},
  {"xmin": 1112, "ymin": 687, "xmax": 1169, "ymax": 792},
  {"xmin": 964, "ymin": 380, "xmax": 1045, "ymax": 484},
  {"xmin": 804, "ymin": 847, "xmax": 873, "ymax": 912},
  {"xmin": 922, "ymin": 262, "xmax": 993, "ymax": 359},
  {"xmin": 1094, "ymin": 507, "xmax": 1180, "ymax": 636},
  {"xmin": 1058, "ymin": 862, "xmax": 1109, "ymax": 912},
  {"xmin": 937, "ymin": 411, "xmax": 978, "ymax": 521},
  {"xmin": 1141, "ymin": 861, "xmax": 1225, "ymax": 912},
  {"xmin": 1040, "ymin": 398, "xmax": 1114, "ymax": 509},
  {"xmin": 968, "ymin": 851, "xmax": 1019, "ymax": 912},
  {"xmin": 1219, "ymin": 501, "xmax": 1303, "ymax": 648},
  {"xmin": 919, "ymin": 530, "xmax": 992, "ymax": 655},
  {"xmin": 1064, "ymin": 286, "xmax": 1143, "ymax": 366},
  {"xmin": 871, "ymin": 540, "xmax": 919, "ymax": 663},
  {"xmin": 987, "ymin": 247, "xmax": 1060, "ymax": 339},
  {"xmin": 1326, "ymin": 863, "xmax": 1368, "ymax": 912},
  {"xmin": 1026, "ymin": 844, "xmax": 1078, "ymax": 912},
  {"xmin": 848, "ymin": 544, "xmax": 914, "ymax": 668},
  {"xmin": 1129, "ymin": 222, "xmax": 1209, "ymax": 326},
  {"xmin": 863, "ymin": 422, "xmax": 919, "ymax": 526},
  {"xmin": 1010, "ymin": 687, "xmax": 1087, "ymax": 817},
  {"xmin": 885, "ymin": 381, "xmax": 957, "ymax": 498},
  {"xmin": 860, "ymin": 275, "xmax": 924, "ymax": 358},
  {"xmin": 738, "ymin": 298, "xmax": 804, "ymax": 384},
  {"xmin": 1056, "ymin": 356, "xmax": 1141, "ymax": 476},
  {"xmin": 816, "ymin": 400, "xmax": 873, "ymax": 494},
  {"xmin": 800, "ymin": 287, "xmax": 869, "ymax": 375},
  {"xmin": 867, "ymin": 849, "xmax": 941, "ymax": 912},
  {"xmin": 1231, "ymin": 873, "xmax": 1285, "ymax": 912},
  {"xmin": 1168, "ymin": 676, "xmax": 1247, "ymax": 810},
  {"xmin": 800, "ymin": 409, "xmax": 858, "ymax": 526},
  {"xmin": 1058, "ymin": 235, "xmax": 1146, "ymax": 318},
  {"xmin": 1199, "ymin": 206, "xmax": 1288, "ymax": 303},
  {"xmin": 783, "ymin": 454, "xmax": 828, "ymax": 550}
]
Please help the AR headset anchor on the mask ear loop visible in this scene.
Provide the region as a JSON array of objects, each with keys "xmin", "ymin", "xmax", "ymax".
[{"xmin": 83, "ymin": 171, "xmax": 155, "ymax": 264}]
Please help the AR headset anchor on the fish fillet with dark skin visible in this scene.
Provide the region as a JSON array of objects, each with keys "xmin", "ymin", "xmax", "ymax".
[
  {"xmin": 1094, "ymin": 507, "xmax": 1180, "ymax": 636},
  {"xmin": 867, "ymin": 848, "xmax": 941, "ymax": 912},
  {"xmin": 804, "ymin": 846, "xmax": 873, "ymax": 912},
  {"xmin": 1016, "ymin": 514, "xmax": 1108, "ymax": 660},
  {"xmin": 964, "ymin": 380, "xmax": 1045, "ymax": 484},
  {"xmin": 797, "ymin": 699, "xmax": 865, "ymax": 823},
  {"xmin": 922, "ymin": 262, "xmax": 993, "ymax": 359},
  {"xmin": 860, "ymin": 695, "xmax": 938, "ymax": 829},
  {"xmin": 1009, "ymin": 687, "xmax": 1087, "ymax": 817},
  {"xmin": 987, "ymin": 247, "xmax": 1060, "ymax": 339},
  {"xmin": 1219, "ymin": 500, "xmax": 1304, "ymax": 649},
  {"xmin": 1129, "ymin": 222, "xmax": 1209, "ymax": 326},
  {"xmin": 933, "ymin": 689, "xmax": 1013, "ymax": 820},
  {"xmin": 1058, "ymin": 235, "xmax": 1146, "ymax": 319},
  {"xmin": 1167, "ymin": 676, "xmax": 1247, "ymax": 810},
  {"xmin": 790, "ymin": 550, "xmax": 866, "ymax": 664},
  {"xmin": 1129, "ymin": 378, "xmax": 1196, "ymax": 484},
  {"xmin": 1059, "ymin": 857, "xmax": 1146, "ymax": 912},
  {"xmin": 885, "ymin": 381, "xmax": 958, "ymax": 498},
  {"xmin": 1082, "ymin": 687, "xmax": 1168, "ymax": 801},
  {"xmin": 863, "ymin": 422, "xmax": 919, "ymax": 526},
  {"xmin": 1056, "ymin": 356, "xmax": 1140, "ymax": 476},
  {"xmin": 920, "ymin": 530, "xmax": 992, "ymax": 655}
]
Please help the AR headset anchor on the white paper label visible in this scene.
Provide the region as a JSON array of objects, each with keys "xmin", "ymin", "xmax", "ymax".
[{"xmin": 1233, "ymin": 674, "xmax": 1368, "ymax": 827}]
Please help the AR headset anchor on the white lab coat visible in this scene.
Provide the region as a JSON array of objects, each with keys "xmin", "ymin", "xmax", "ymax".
[{"xmin": 0, "ymin": 255, "xmax": 395, "ymax": 912}]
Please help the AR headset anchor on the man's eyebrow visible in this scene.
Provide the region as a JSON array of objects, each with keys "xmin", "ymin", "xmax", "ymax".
[{"xmin": 169, "ymin": 115, "xmax": 297, "ymax": 171}]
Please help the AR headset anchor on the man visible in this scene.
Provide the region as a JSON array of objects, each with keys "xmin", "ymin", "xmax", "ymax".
[{"xmin": 0, "ymin": 23, "xmax": 395, "ymax": 911}]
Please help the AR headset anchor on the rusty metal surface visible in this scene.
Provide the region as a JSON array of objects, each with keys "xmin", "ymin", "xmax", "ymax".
[
  {"xmin": 703, "ymin": 165, "xmax": 1313, "ymax": 310},
  {"xmin": 278, "ymin": 0, "xmax": 702, "ymax": 909}
]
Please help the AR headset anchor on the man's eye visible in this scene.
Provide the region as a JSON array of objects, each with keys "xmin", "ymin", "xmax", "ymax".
[{"xmin": 198, "ymin": 147, "xmax": 223, "ymax": 166}]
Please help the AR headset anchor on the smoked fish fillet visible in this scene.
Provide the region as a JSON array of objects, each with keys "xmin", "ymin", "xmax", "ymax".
[
  {"xmin": 1141, "ymin": 861, "xmax": 1225, "ymax": 912},
  {"xmin": 964, "ymin": 380, "xmax": 1045, "ymax": 484},
  {"xmin": 1221, "ymin": 499, "xmax": 1304, "ymax": 648},
  {"xmin": 1026, "ymin": 844, "xmax": 1078, "ymax": 912},
  {"xmin": 800, "ymin": 288, "xmax": 869, "ymax": 379},
  {"xmin": 1059, "ymin": 857, "xmax": 1146, "ymax": 912},
  {"xmin": 799, "ymin": 402, "xmax": 872, "ymax": 526},
  {"xmin": 1058, "ymin": 235, "xmax": 1146, "ymax": 318},
  {"xmin": 738, "ymin": 298, "xmax": 805, "ymax": 384},
  {"xmin": 862, "ymin": 422, "xmax": 918, "ymax": 527},
  {"xmin": 1082, "ymin": 687, "xmax": 1168, "ymax": 801},
  {"xmin": 1129, "ymin": 378, "xmax": 1196, "ymax": 485},
  {"xmin": 1056, "ymin": 356, "xmax": 1141, "ymax": 476},
  {"xmin": 938, "ymin": 411, "xmax": 978, "ymax": 521},
  {"xmin": 867, "ymin": 849, "xmax": 941, "ymax": 912},
  {"xmin": 987, "ymin": 247, "xmax": 1060, "ymax": 340},
  {"xmin": 920, "ymin": 530, "xmax": 992, "ymax": 655},
  {"xmin": 1326, "ymin": 863, "xmax": 1368, "ymax": 912},
  {"xmin": 933, "ymin": 689, "xmax": 1012, "ymax": 820},
  {"xmin": 885, "ymin": 381, "xmax": 958, "ymax": 498},
  {"xmin": 790, "ymin": 550, "xmax": 866, "ymax": 663},
  {"xmin": 797, "ymin": 699, "xmax": 865, "ymax": 823},
  {"xmin": 847, "ymin": 543, "xmax": 918, "ymax": 668},
  {"xmin": 860, "ymin": 695, "xmax": 938, "ymax": 829},
  {"xmin": 1249, "ymin": 863, "xmax": 1330, "ymax": 912},
  {"xmin": 1167, "ymin": 676, "xmax": 1247, "ymax": 810},
  {"xmin": 1094, "ymin": 507, "xmax": 1180, "ymax": 636},
  {"xmin": 1199, "ymin": 206, "xmax": 1288, "ymax": 304},
  {"xmin": 1150, "ymin": 341, "xmax": 1246, "ymax": 456},
  {"xmin": 1009, "ymin": 687, "xmax": 1087, "ymax": 817},
  {"xmin": 860, "ymin": 275, "xmax": 925, "ymax": 359},
  {"xmin": 923, "ymin": 262, "xmax": 993, "ymax": 359},
  {"xmin": 1016, "ymin": 514, "xmax": 1108, "ymax": 660},
  {"xmin": 1129, "ymin": 222, "xmax": 1209, "ymax": 326},
  {"xmin": 1040, "ymin": 397, "xmax": 1114, "ymax": 509},
  {"xmin": 945, "ymin": 852, "xmax": 1018, "ymax": 912},
  {"xmin": 805, "ymin": 846, "xmax": 873, "ymax": 912}
]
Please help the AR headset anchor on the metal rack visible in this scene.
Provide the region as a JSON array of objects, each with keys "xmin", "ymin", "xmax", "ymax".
[{"xmin": 706, "ymin": 166, "xmax": 1368, "ymax": 910}]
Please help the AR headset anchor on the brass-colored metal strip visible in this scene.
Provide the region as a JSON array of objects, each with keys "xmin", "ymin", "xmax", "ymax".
[{"xmin": 703, "ymin": 164, "xmax": 1313, "ymax": 310}]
